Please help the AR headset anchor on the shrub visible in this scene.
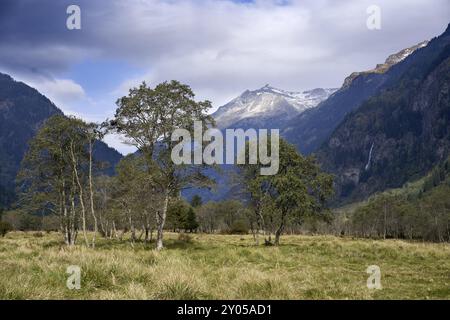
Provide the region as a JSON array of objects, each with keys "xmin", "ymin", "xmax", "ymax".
[
  {"xmin": 42, "ymin": 215, "xmax": 60, "ymax": 232},
  {"xmin": 0, "ymin": 221, "xmax": 12, "ymax": 237},
  {"xmin": 178, "ymin": 233, "xmax": 193, "ymax": 243},
  {"xmin": 1, "ymin": 210, "xmax": 42, "ymax": 231},
  {"xmin": 229, "ymin": 220, "xmax": 249, "ymax": 235}
]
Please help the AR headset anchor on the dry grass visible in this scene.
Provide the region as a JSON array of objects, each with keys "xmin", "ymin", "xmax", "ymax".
[{"xmin": 0, "ymin": 232, "xmax": 449, "ymax": 299}]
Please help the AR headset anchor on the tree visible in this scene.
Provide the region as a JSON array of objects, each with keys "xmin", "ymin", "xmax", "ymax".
[
  {"xmin": 241, "ymin": 138, "xmax": 333, "ymax": 245},
  {"xmin": 19, "ymin": 115, "xmax": 78, "ymax": 245},
  {"xmin": 190, "ymin": 195, "xmax": 203, "ymax": 208},
  {"xmin": 18, "ymin": 115, "xmax": 100, "ymax": 246},
  {"xmin": 184, "ymin": 207, "xmax": 199, "ymax": 232},
  {"xmin": 93, "ymin": 175, "xmax": 119, "ymax": 239},
  {"xmin": 217, "ymin": 200, "xmax": 246, "ymax": 231},
  {"xmin": 196, "ymin": 200, "xmax": 250, "ymax": 234},
  {"xmin": 113, "ymin": 154, "xmax": 161, "ymax": 245},
  {"xmin": 106, "ymin": 80, "xmax": 214, "ymax": 250},
  {"xmin": 196, "ymin": 202, "xmax": 220, "ymax": 233},
  {"xmin": 0, "ymin": 221, "xmax": 12, "ymax": 237},
  {"xmin": 229, "ymin": 219, "xmax": 249, "ymax": 234},
  {"xmin": 86, "ymin": 123, "xmax": 104, "ymax": 248},
  {"xmin": 166, "ymin": 199, "xmax": 189, "ymax": 232}
]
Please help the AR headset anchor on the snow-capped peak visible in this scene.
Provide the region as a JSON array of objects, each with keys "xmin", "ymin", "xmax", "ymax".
[
  {"xmin": 213, "ymin": 85, "xmax": 337, "ymax": 129},
  {"xmin": 384, "ymin": 40, "xmax": 428, "ymax": 66}
]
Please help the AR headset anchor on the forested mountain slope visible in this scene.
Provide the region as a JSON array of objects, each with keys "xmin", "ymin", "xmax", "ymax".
[
  {"xmin": 283, "ymin": 40, "xmax": 430, "ymax": 154},
  {"xmin": 0, "ymin": 73, "xmax": 122, "ymax": 208},
  {"xmin": 316, "ymin": 24, "xmax": 450, "ymax": 203}
]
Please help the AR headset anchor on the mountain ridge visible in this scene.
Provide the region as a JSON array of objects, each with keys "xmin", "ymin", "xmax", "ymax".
[
  {"xmin": 0, "ymin": 72, "xmax": 123, "ymax": 208},
  {"xmin": 316, "ymin": 23, "xmax": 450, "ymax": 203},
  {"xmin": 282, "ymin": 39, "xmax": 433, "ymax": 155},
  {"xmin": 213, "ymin": 85, "xmax": 337, "ymax": 130},
  {"xmin": 342, "ymin": 40, "xmax": 429, "ymax": 88}
]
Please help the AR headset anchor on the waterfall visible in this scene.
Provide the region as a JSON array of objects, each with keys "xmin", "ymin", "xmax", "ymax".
[{"xmin": 365, "ymin": 142, "xmax": 374, "ymax": 171}]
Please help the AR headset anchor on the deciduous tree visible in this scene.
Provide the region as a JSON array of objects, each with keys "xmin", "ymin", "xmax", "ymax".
[{"xmin": 106, "ymin": 81, "xmax": 214, "ymax": 250}]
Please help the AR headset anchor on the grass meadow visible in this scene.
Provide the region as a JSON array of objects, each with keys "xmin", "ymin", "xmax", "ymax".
[{"xmin": 0, "ymin": 232, "xmax": 449, "ymax": 299}]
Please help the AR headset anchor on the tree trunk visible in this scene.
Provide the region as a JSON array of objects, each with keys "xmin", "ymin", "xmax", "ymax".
[
  {"xmin": 255, "ymin": 204, "xmax": 269, "ymax": 244},
  {"xmin": 274, "ymin": 229, "xmax": 282, "ymax": 246},
  {"xmin": 274, "ymin": 212, "xmax": 287, "ymax": 246},
  {"xmin": 69, "ymin": 187, "xmax": 77, "ymax": 246},
  {"xmin": 88, "ymin": 138, "xmax": 98, "ymax": 248},
  {"xmin": 70, "ymin": 142, "xmax": 89, "ymax": 247},
  {"xmin": 250, "ymin": 221, "xmax": 258, "ymax": 245},
  {"xmin": 61, "ymin": 184, "xmax": 70, "ymax": 245},
  {"xmin": 100, "ymin": 218, "xmax": 107, "ymax": 238},
  {"xmin": 129, "ymin": 214, "xmax": 136, "ymax": 245},
  {"xmin": 156, "ymin": 191, "xmax": 170, "ymax": 250},
  {"xmin": 144, "ymin": 219, "xmax": 151, "ymax": 244},
  {"xmin": 99, "ymin": 190, "xmax": 108, "ymax": 238},
  {"xmin": 138, "ymin": 225, "xmax": 145, "ymax": 241}
]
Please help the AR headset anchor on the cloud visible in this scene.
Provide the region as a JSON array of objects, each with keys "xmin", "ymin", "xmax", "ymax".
[
  {"xmin": 35, "ymin": 78, "xmax": 86, "ymax": 103},
  {"xmin": 10, "ymin": 73, "xmax": 88, "ymax": 115},
  {"xmin": 0, "ymin": 0, "xmax": 449, "ymax": 153},
  {"xmin": 103, "ymin": 134, "xmax": 137, "ymax": 156}
]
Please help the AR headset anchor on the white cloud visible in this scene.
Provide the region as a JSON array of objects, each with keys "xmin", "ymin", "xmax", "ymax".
[
  {"xmin": 35, "ymin": 78, "xmax": 86, "ymax": 103},
  {"xmin": 103, "ymin": 0, "xmax": 449, "ymax": 109},
  {"xmin": 1, "ymin": 0, "xmax": 449, "ymax": 153},
  {"xmin": 103, "ymin": 134, "xmax": 137, "ymax": 156}
]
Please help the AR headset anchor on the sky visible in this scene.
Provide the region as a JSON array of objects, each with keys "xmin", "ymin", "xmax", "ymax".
[{"xmin": 0, "ymin": 0, "xmax": 449, "ymax": 154}]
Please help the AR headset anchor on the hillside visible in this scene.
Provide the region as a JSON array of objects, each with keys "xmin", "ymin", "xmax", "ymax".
[
  {"xmin": 283, "ymin": 40, "xmax": 430, "ymax": 155},
  {"xmin": 317, "ymin": 24, "xmax": 450, "ymax": 203},
  {"xmin": 0, "ymin": 72, "xmax": 122, "ymax": 208}
]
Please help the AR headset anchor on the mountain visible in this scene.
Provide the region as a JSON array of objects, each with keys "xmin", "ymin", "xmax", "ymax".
[
  {"xmin": 0, "ymin": 72, "xmax": 122, "ymax": 208},
  {"xmin": 213, "ymin": 85, "xmax": 337, "ymax": 130},
  {"xmin": 193, "ymin": 31, "xmax": 446, "ymax": 204},
  {"xmin": 183, "ymin": 85, "xmax": 336, "ymax": 203},
  {"xmin": 316, "ymin": 24, "xmax": 450, "ymax": 204},
  {"xmin": 283, "ymin": 40, "xmax": 429, "ymax": 154},
  {"xmin": 342, "ymin": 41, "xmax": 429, "ymax": 88}
]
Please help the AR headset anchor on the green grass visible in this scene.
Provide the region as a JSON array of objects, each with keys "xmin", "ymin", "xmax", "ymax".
[{"xmin": 0, "ymin": 232, "xmax": 449, "ymax": 299}]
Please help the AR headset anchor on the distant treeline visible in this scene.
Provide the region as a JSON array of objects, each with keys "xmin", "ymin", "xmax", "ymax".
[
  {"xmin": 2, "ymin": 156, "xmax": 449, "ymax": 243},
  {"xmin": 325, "ymin": 157, "xmax": 450, "ymax": 242}
]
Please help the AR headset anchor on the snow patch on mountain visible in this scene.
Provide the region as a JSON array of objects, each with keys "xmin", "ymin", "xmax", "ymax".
[
  {"xmin": 213, "ymin": 85, "xmax": 337, "ymax": 129},
  {"xmin": 343, "ymin": 40, "xmax": 429, "ymax": 88}
]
